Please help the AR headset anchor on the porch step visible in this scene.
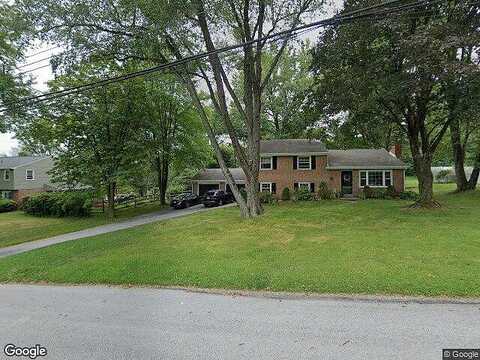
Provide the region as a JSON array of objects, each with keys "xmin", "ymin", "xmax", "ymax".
[{"xmin": 340, "ymin": 196, "xmax": 359, "ymax": 201}]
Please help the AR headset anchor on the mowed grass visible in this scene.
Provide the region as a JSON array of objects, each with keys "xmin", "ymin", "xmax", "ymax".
[
  {"xmin": 0, "ymin": 202, "xmax": 166, "ymax": 248},
  {"xmin": 0, "ymin": 179, "xmax": 479, "ymax": 297}
]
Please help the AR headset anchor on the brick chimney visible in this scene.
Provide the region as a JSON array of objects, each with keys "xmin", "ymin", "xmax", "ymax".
[{"xmin": 389, "ymin": 143, "xmax": 402, "ymax": 159}]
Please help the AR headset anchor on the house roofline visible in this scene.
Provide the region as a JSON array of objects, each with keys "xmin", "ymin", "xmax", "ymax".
[
  {"xmin": 326, "ymin": 165, "xmax": 407, "ymax": 170},
  {"xmin": 260, "ymin": 152, "xmax": 328, "ymax": 157},
  {"xmin": 0, "ymin": 157, "xmax": 52, "ymax": 170}
]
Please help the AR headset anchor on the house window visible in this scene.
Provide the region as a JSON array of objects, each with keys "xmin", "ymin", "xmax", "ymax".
[
  {"xmin": 297, "ymin": 156, "xmax": 311, "ymax": 170},
  {"xmin": 3, "ymin": 170, "xmax": 9, "ymax": 181},
  {"xmin": 260, "ymin": 157, "xmax": 273, "ymax": 170},
  {"xmin": 360, "ymin": 170, "xmax": 393, "ymax": 187},
  {"xmin": 368, "ymin": 171, "xmax": 383, "ymax": 187},
  {"xmin": 360, "ymin": 172, "xmax": 367, "ymax": 187},
  {"xmin": 385, "ymin": 171, "xmax": 392, "ymax": 187},
  {"xmin": 26, "ymin": 169, "xmax": 35, "ymax": 181},
  {"xmin": 1, "ymin": 191, "xmax": 12, "ymax": 199},
  {"xmin": 298, "ymin": 182, "xmax": 311, "ymax": 191},
  {"xmin": 260, "ymin": 182, "xmax": 272, "ymax": 193}
]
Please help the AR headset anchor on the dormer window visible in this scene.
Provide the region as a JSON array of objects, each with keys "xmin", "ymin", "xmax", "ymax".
[
  {"xmin": 3, "ymin": 170, "xmax": 9, "ymax": 181},
  {"xmin": 260, "ymin": 156, "xmax": 273, "ymax": 170},
  {"xmin": 26, "ymin": 169, "xmax": 35, "ymax": 181}
]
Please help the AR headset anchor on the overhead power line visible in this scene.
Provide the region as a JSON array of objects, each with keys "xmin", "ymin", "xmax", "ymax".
[
  {"xmin": 24, "ymin": 46, "xmax": 62, "ymax": 58},
  {"xmin": 1, "ymin": 0, "xmax": 442, "ymax": 113}
]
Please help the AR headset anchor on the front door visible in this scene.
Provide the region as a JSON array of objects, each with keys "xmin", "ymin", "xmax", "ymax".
[{"xmin": 341, "ymin": 171, "xmax": 353, "ymax": 195}]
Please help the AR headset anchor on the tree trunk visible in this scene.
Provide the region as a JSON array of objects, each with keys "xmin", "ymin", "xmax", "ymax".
[
  {"xmin": 406, "ymin": 111, "xmax": 441, "ymax": 208},
  {"xmin": 106, "ymin": 181, "xmax": 116, "ymax": 218},
  {"xmin": 415, "ymin": 156, "xmax": 435, "ymax": 205},
  {"xmin": 156, "ymin": 155, "xmax": 169, "ymax": 205},
  {"xmin": 450, "ymin": 118, "xmax": 469, "ymax": 192},
  {"xmin": 467, "ymin": 148, "xmax": 480, "ymax": 190}
]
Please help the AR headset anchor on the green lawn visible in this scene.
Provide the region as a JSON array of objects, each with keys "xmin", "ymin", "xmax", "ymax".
[
  {"xmin": 0, "ymin": 180, "xmax": 479, "ymax": 297},
  {"xmin": 0, "ymin": 202, "xmax": 166, "ymax": 248}
]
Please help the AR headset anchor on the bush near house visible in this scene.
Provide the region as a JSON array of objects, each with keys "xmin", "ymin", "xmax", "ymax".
[
  {"xmin": 317, "ymin": 181, "xmax": 335, "ymax": 200},
  {"xmin": 259, "ymin": 191, "xmax": 276, "ymax": 204},
  {"xmin": 293, "ymin": 187, "xmax": 314, "ymax": 201},
  {"xmin": 361, "ymin": 185, "xmax": 419, "ymax": 201},
  {"xmin": 21, "ymin": 192, "xmax": 93, "ymax": 217},
  {"xmin": 281, "ymin": 187, "xmax": 291, "ymax": 201},
  {"xmin": 0, "ymin": 199, "xmax": 17, "ymax": 213}
]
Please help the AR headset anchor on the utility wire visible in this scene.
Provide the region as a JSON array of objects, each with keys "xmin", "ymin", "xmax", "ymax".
[{"xmin": 1, "ymin": 0, "xmax": 442, "ymax": 113}]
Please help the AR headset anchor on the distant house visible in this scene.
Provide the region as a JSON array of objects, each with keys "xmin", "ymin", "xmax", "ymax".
[
  {"xmin": 192, "ymin": 139, "xmax": 406, "ymax": 197},
  {"xmin": 0, "ymin": 156, "xmax": 54, "ymax": 201}
]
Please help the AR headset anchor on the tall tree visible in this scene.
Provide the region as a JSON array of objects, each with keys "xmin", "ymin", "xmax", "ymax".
[
  {"xmin": 140, "ymin": 75, "xmax": 210, "ymax": 205},
  {"xmin": 16, "ymin": 0, "xmax": 323, "ymax": 218},
  {"xmin": 18, "ymin": 64, "xmax": 146, "ymax": 217},
  {"xmin": 310, "ymin": 0, "xmax": 479, "ymax": 207},
  {"xmin": 0, "ymin": 2, "xmax": 30, "ymax": 131}
]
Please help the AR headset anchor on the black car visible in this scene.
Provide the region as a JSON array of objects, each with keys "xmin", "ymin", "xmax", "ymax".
[
  {"xmin": 170, "ymin": 192, "xmax": 200, "ymax": 209},
  {"xmin": 202, "ymin": 190, "xmax": 233, "ymax": 207}
]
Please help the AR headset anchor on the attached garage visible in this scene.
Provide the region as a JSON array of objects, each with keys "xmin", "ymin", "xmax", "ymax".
[
  {"xmin": 192, "ymin": 168, "xmax": 246, "ymax": 196},
  {"xmin": 198, "ymin": 183, "xmax": 220, "ymax": 196}
]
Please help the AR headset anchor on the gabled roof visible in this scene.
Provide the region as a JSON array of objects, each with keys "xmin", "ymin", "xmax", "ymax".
[
  {"xmin": 193, "ymin": 168, "xmax": 246, "ymax": 182},
  {"xmin": 0, "ymin": 156, "xmax": 50, "ymax": 169},
  {"xmin": 327, "ymin": 149, "xmax": 406, "ymax": 169},
  {"xmin": 260, "ymin": 139, "xmax": 327, "ymax": 155}
]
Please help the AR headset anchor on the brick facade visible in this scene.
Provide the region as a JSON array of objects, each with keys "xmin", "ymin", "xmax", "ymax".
[
  {"xmin": 258, "ymin": 155, "xmax": 405, "ymax": 197},
  {"xmin": 12, "ymin": 188, "xmax": 45, "ymax": 203}
]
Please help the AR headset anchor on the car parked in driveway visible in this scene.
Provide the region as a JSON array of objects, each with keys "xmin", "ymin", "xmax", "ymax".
[
  {"xmin": 202, "ymin": 190, "xmax": 233, "ymax": 207},
  {"xmin": 170, "ymin": 192, "xmax": 200, "ymax": 209}
]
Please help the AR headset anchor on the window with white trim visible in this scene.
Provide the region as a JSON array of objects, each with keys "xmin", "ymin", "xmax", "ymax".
[
  {"xmin": 360, "ymin": 170, "xmax": 392, "ymax": 187},
  {"xmin": 297, "ymin": 182, "xmax": 311, "ymax": 191},
  {"xmin": 260, "ymin": 156, "xmax": 273, "ymax": 170},
  {"xmin": 260, "ymin": 182, "xmax": 272, "ymax": 193},
  {"xmin": 297, "ymin": 156, "xmax": 311, "ymax": 170},
  {"xmin": 3, "ymin": 170, "xmax": 9, "ymax": 181},
  {"xmin": 385, "ymin": 171, "xmax": 392, "ymax": 187},
  {"xmin": 26, "ymin": 169, "xmax": 35, "ymax": 181}
]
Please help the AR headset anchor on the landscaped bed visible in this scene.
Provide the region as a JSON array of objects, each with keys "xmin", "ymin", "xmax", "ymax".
[
  {"xmin": 0, "ymin": 180, "xmax": 478, "ymax": 297},
  {"xmin": 0, "ymin": 202, "xmax": 166, "ymax": 248}
]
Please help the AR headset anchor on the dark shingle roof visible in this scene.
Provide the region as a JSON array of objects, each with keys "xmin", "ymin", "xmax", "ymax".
[
  {"xmin": 260, "ymin": 139, "xmax": 327, "ymax": 154},
  {"xmin": 193, "ymin": 168, "xmax": 246, "ymax": 181},
  {"xmin": 0, "ymin": 156, "xmax": 48, "ymax": 169},
  {"xmin": 327, "ymin": 149, "xmax": 406, "ymax": 169}
]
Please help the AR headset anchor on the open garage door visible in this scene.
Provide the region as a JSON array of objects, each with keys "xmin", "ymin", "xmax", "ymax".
[{"xmin": 199, "ymin": 183, "xmax": 220, "ymax": 196}]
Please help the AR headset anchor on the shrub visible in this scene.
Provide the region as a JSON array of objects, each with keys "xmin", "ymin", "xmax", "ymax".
[
  {"xmin": 281, "ymin": 187, "xmax": 291, "ymax": 201},
  {"xmin": 385, "ymin": 185, "xmax": 398, "ymax": 199},
  {"xmin": 361, "ymin": 186, "xmax": 387, "ymax": 199},
  {"xmin": 293, "ymin": 187, "xmax": 314, "ymax": 201},
  {"xmin": 317, "ymin": 181, "xmax": 335, "ymax": 200},
  {"xmin": 399, "ymin": 191, "xmax": 419, "ymax": 201},
  {"xmin": 22, "ymin": 192, "xmax": 93, "ymax": 217},
  {"xmin": 0, "ymin": 199, "xmax": 17, "ymax": 213},
  {"xmin": 259, "ymin": 191, "xmax": 275, "ymax": 204}
]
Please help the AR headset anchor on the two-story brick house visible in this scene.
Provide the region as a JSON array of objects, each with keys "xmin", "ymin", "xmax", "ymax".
[
  {"xmin": 192, "ymin": 139, "xmax": 406, "ymax": 197},
  {"xmin": 0, "ymin": 156, "xmax": 54, "ymax": 202}
]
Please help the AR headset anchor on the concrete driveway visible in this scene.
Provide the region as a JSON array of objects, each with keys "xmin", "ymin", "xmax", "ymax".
[
  {"xmin": 0, "ymin": 284, "xmax": 478, "ymax": 360},
  {"xmin": 0, "ymin": 204, "xmax": 233, "ymax": 259}
]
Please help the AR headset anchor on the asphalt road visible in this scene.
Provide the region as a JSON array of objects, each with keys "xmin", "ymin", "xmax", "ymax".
[
  {"xmin": 0, "ymin": 285, "xmax": 478, "ymax": 360},
  {"xmin": 0, "ymin": 203, "xmax": 233, "ymax": 259}
]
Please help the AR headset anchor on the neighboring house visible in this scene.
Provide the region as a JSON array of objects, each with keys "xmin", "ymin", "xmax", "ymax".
[
  {"xmin": 0, "ymin": 156, "xmax": 54, "ymax": 202},
  {"xmin": 431, "ymin": 166, "xmax": 480, "ymax": 184},
  {"xmin": 192, "ymin": 139, "xmax": 406, "ymax": 197}
]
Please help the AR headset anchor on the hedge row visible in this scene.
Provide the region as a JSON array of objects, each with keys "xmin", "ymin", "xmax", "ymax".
[
  {"xmin": 21, "ymin": 192, "xmax": 93, "ymax": 217},
  {"xmin": 0, "ymin": 199, "xmax": 17, "ymax": 213}
]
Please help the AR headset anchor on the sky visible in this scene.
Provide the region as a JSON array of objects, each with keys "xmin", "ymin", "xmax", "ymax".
[
  {"xmin": 1, "ymin": 45, "xmax": 60, "ymax": 155},
  {"xmin": 1, "ymin": 0, "xmax": 342, "ymax": 156}
]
